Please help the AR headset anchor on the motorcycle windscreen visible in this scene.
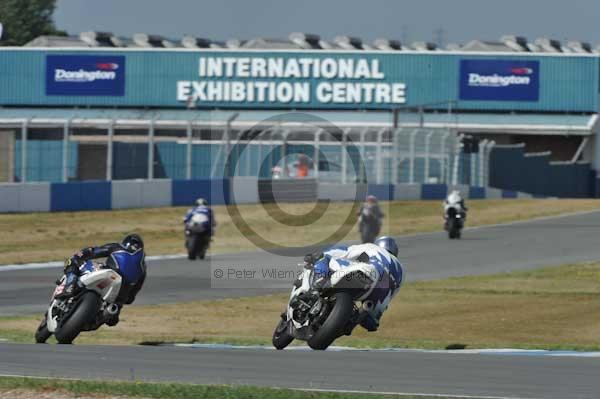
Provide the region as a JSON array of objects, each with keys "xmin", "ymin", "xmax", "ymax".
[{"xmin": 110, "ymin": 250, "xmax": 145, "ymax": 285}]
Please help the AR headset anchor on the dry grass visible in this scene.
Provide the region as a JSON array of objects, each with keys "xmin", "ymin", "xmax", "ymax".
[
  {"xmin": 4, "ymin": 262, "xmax": 600, "ymax": 350},
  {"xmin": 1, "ymin": 199, "xmax": 600, "ymax": 265}
]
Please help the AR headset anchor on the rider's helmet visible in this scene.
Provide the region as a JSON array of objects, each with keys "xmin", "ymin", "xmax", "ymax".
[
  {"xmin": 374, "ymin": 236, "xmax": 398, "ymax": 257},
  {"xmin": 195, "ymin": 198, "xmax": 208, "ymax": 207},
  {"xmin": 122, "ymin": 234, "xmax": 144, "ymax": 253},
  {"xmin": 366, "ymin": 195, "xmax": 378, "ymax": 204}
]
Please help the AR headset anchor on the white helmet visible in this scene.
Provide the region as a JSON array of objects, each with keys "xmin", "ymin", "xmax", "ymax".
[
  {"xmin": 447, "ymin": 190, "xmax": 462, "ymax": 203},
  {"xmin": 195, "ymin": 198, "xmax": 208, "ymax": 207}
]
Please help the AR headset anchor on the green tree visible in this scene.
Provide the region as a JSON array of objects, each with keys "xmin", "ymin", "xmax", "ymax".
[{"xmin": 0, "ymin": 0, "xmax": 66, "ymax": 45}]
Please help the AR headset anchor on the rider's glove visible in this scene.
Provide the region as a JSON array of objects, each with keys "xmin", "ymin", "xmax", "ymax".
[{"xmin": 303, "ymin": 252, "xmax": 324, "ymax": 267}]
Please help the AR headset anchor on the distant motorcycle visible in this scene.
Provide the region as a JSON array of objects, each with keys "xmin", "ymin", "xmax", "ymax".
[
  {"xmin": 272, "ymin": 254, "xmax": 381, "ymax": 350},
  {"xmin": 35, "ymin": 261, "xmax": 128, "ymax": 344},
  {"xmin": 444, "ymin": 204, "xmax": 465, "ymax": 239},
  {"xmin": 185, "ymin": 213, "xmax": 211, "ymax": 260},
  {"xmin": 359, "ymin": 207, "xmax": 381, "ymax": 243}
]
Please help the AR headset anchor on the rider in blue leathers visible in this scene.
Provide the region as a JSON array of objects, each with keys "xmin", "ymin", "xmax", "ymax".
[
  {"xmin": 183, "ymin": 198, "xmax": 216, "ymax": 236},
  {"xmin": 58, "ymin": 234, "xmax": 146, "ymax": 326},
  {"xmin": 305, "ymin": 236, "xmax": 403, "ymax": 332}
]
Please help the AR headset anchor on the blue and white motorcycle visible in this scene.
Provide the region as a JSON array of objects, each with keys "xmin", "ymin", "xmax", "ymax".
[
  {"xmin": 35, "ymin": 261, "xmax": 126, "ymax": 344},
  {"xmin": 273, "ymin": 245, "xmax": 401, "ymax": 350}
]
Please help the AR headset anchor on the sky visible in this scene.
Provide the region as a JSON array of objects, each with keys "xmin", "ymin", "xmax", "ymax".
[{"xmin": 54, "ymin": 0, "xmax": 600, "ymax": 46}]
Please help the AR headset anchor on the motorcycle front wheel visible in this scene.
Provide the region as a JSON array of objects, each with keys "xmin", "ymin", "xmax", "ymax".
[
  {"xmin": 54, "ymin": 291, "xmax": 101, "ymax": 344},
  {"xmin": 307, "ymin": 292, "xmax": 354, "ymax": 350},
  {"xmin": 272, "ymin": 316, "xmax": 294, "ymax": 350},
  {"xmin": 34, "ymin": 315, "xmax": 52, "ymax": 343}
]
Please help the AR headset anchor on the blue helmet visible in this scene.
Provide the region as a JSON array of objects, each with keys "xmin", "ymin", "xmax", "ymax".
[{"xmin": 374, "ymin": 236, "xmax": 398, "ymax": 257}]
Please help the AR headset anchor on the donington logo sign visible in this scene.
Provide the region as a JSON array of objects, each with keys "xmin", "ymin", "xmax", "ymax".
[
  {"xmin": 46, "ymin": 55, "xmax": 125, "ymax": 96},
  {"xmin": 459, "ymin": 59, "xmax": 539, "ymax": 101}
]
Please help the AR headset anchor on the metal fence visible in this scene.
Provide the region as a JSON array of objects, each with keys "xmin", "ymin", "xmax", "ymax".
[{"xmin": 0, "ymin": 116, "xmax": 495, "ymax": 187}]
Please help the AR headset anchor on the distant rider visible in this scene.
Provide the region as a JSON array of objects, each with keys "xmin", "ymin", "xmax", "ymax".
[
  {"xmin": 183, "ymin": 198, "xmax": 216, "ymax": 236},
  {"xmin": 58, "ymin": 234, "xmax": 147, "ymax": 326},
  {"xmin": 305, "ymin": 236, "xmax": 403, "ymax": 332},
  {"xmin": 357, "ymin": 195, "xmax": 385, "ymax": 243},
  {"xmin": 444, "ymin": 190, "xmax": 468, "ymax": 219}
]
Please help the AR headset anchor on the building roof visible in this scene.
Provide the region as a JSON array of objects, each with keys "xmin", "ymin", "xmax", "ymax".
[{"xmin": 15, "ymin": 32, "xmax": 600, "ymax": 54}]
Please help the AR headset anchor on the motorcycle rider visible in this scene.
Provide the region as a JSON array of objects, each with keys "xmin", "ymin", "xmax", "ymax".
[
  {"xmin": 305, "ymin": 236, "xmax": 403, "ymax": 332},
  {"xmin": 444, "ymin": 190, "xmax": 468, "ymax": 219},
  {"xmin": 183, "ymin": 198, "xmax": 216, "ymax": 236},
  {"xmin": 357, "ymin": 195, "xmax": 385, "ymax": 243},
  {"xmin": 57, "ymin": 234, "xmax": 146, "ymax": 326}
]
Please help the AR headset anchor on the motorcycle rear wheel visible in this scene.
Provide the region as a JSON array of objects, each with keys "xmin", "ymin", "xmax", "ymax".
[
  {"xmin": 34, "ymin": 315, "xmax": 52, "ymax": 344},
  {"xmin": 272, "ymin": 316, "xmax": 294, "ymax": 350},
  {"xmin": 307, "ymin": 292, "xmax": 354, "ymax": 350},
  {"xmin": 54, "ymin": 292, "xmax": 101, "ymax": 344}
]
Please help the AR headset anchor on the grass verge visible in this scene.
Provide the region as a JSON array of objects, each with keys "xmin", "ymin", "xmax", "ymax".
[
  {"xmin": 3, "ymin": 262, "xmax": 600, "ymax": 350},
  {"xmin": 0, "ymin": 377, "xmax": 455, "ymax": 399},
  {"xmin": 1, "ymin": 199, "xmax": 600, "ymax": 265}
]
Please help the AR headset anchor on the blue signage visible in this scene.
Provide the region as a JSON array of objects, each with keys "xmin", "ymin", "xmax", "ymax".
[
  {"xmin": 46, "ymin": 55, "xmax": 125, "ymax": 96},
  {"xmin": 459, "ymin": 59, "xmax": 539, "ymax": 101}
]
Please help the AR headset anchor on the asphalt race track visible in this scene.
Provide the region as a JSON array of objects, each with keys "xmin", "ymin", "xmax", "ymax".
[
  {"xmin": 3, "ymin": 210, "xmax": 600, "ymax": 316},
  {"xmin": 2, "ymin": 343, "xmax": 600, "ymax": 398},
  {"xmin": 3, "ymin": 211, "xmax": 600, "ymax": 398}
]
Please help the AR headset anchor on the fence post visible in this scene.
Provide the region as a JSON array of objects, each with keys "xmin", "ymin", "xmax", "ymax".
[
  {"xmin": 392, "ymin": 128, "xmax": 399, "ymax": 184},
  {"xmin": 452, "ymin": 133, "xmax": 463, "ymax": 185},
  {"xmin": 424, "ymin": 130, "xmax": 434, "ymax": 183},
  {"xmin": 478, "ymin": 139, "xmax": 487, "ymax": 187},
  {"xmin": 20, "ymin": 119, "xmax": 28, "ymax": 183},
  {"xmin": 341, "ymin": 128, "xmax": 348, "ymax": 184},
  {"xmin": 484, "ymin": 141, "xmax": 496, "ymax": 187},
  {"xmin": 186, "ymin": 120, "xmax": 193, "ymax": 180},
  {"xmin": 314, "ymin": 128, "xmax": 323, "ymax": 180},
  {"xmin": 376, "ymin": 128, "xmax": 385, "ymax": 184},
  {"xmin": 106, "ymin": 120, "xmax": 114, "ymax": 181},
  {"xmin": 148, "ymin": 119, "xmax": 155, "ymax": 180},
  {"xmin": 440, "ymin": 131, "xmax": 450, "ymax": 184},
  {"xmin": 409, "ymin": 129, "xmax": 418, "ymax": 184},
  {"xmin": 360, "ymin": 128, "xmax": 368, "ymax": 183},
  {"xmin": 62, "ymin": 118, "xmax": 70, "ymax": 183}
]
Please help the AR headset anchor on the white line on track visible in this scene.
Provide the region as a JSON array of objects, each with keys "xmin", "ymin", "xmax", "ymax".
[
  {"xmin": 174, "ymin": 343, "xmax": 600, "ymax": 358},
  {"xmin": 1, "ymin": 208, "xmax": 598, "ymax": 272}
]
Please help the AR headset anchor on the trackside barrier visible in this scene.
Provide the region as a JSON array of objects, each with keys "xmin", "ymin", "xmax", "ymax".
[
  {"xmin": 231, "ymin": 177, "xmax": 259, "ymax": 204},
  {"xmin": 172, "ymin": 179, "xmax": 230, "ymax": 206},
  {"xmin": 50, "ymin": 181, "xmax": 111, "ymax": 212},
  {"xmin": 258, "ymin": 178, "xmax": 317, "ymax": 203},
  {"xmin": 367, "ymin": 184, "xmax": 394, "ymax": 201},
  {"xmin": 0, "ymin": 180, "xmax": 542, "ymax": 213},
  {"xmin": 394, "ymin": 184, "xmax": 421, "ymax": 200},
  {"xmin": 318, "ymin": 183, "xmax": 366, "ymax": 202},
  {"xmin": 421, "ymin": 184, "xmax": 447, "ymax": 200},
  {"xmin": 0, "ymin": 183, "xmax": 51, "ymax": 212}
]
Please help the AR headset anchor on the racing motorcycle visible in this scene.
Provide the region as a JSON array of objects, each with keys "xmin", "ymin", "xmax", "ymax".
[
  {"xmin": 444, "ymin": 204, "xmax": 465, "ymax": 239},
  {"xmin": 185, "ymin": 212, "xmax": 211, "ymax": 260},
  {"xmin": 359, "ymin": 207, "xmax": 381, "ymax": 243},
  {"xmin": 35, "ymin": 261, "xmax": 124, "ymax": 344},
  {"xmin": 272, "ymin": 253, "xmax": 383, "ymax": 350}
]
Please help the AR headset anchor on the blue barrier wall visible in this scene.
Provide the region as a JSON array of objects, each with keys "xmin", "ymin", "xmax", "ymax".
[
  {"xmin": 50, "ymin": 181, "xmax": 112, "ymax": 211},
  {"xmin": 171, "ymin": 179, "xmax": 230, "ymax": 206},
  {"xmin": 0, "ymin": 179, "xmax": 547, "ymax": 213}
]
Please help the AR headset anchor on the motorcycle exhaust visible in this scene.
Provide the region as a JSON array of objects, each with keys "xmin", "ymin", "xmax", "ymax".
[
  {"xmin": 105, "ymin": 303, "xmax": 120, "ymax": 316},
  {"xmin": 362, "ymin": 300, "xmax": 374, "ymax": 312}
]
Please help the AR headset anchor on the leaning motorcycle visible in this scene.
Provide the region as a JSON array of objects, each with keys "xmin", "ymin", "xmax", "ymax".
[
  {"xmin": 272, "ymin": 255, "xmax": 384, "ymax": 350},
  {"xmin": 35, "ymin": 261, "xmax": 124, "ymax": 344},
  {"xmin": 444, "ymin": 204, "xmax": 464, "ymax": 239},
  {"xmin": 185, "ymin": 213, "xmax": 211, "ymax": 260}
]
